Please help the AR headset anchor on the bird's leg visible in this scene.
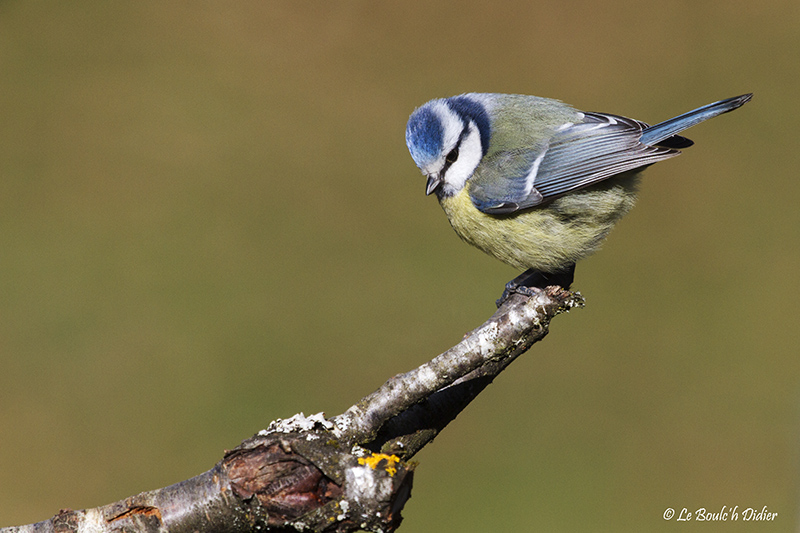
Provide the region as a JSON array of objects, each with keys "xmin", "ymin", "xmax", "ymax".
[{"xmin": 496, "ymin": 263, "xmax": 576, "ymax": 307}]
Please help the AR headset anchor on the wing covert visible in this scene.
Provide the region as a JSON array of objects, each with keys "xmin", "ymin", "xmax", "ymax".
[{"xmin": 470, "ymin": 113, "xmax": 682, "ymax": 215}]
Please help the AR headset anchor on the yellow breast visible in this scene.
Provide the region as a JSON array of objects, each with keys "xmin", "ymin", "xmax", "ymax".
[{"xmin": 438, "ymin": 174, "xmax": 641, "ymax": 272}]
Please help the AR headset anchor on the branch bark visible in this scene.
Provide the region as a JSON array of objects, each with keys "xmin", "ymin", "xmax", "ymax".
[{"xmin": 2, "ymin": 287, "xmax": 582, "ymax": 533}]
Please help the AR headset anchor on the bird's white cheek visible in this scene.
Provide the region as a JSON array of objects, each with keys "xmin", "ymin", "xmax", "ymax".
[{"xmin": 441, "ymin": 124, "xmax": 483, "ymax": 196}]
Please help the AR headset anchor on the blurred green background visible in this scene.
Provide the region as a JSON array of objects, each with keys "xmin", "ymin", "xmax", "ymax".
[{"xmin": 0, "ymin": 1, "xmax": 797, "ymax": 531}]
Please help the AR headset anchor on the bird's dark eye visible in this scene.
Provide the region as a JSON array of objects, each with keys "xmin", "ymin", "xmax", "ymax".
[{"xmin": 445, "ymin": 148, "xmax": 459, "ymax": 164}]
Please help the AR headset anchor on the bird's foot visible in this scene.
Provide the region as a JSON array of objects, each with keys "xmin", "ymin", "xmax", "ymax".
[
  {"xmin": 497, "ymin": 282, "xmax": 541, "ymax": 307},
  {"xmin": 496, "ymin": 264, "xmax": 576, "ymax": 308}
]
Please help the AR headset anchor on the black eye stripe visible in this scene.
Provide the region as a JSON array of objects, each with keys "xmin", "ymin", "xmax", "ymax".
[
  {"xmin": 441, "ymin": 122, "xmax": 472, "ymax": 173},
  {"xmin": 441, "ymin": 146, "xmax": 459, "ymax": 174},
  {"xmin": 445, "ymin": 147, "xmax": 459, "ymax": 163}
]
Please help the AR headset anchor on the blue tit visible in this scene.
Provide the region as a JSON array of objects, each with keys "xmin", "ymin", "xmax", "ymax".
[{"xmin": 405, "ymin": 92, "xmax": 752, "ymax": 301}]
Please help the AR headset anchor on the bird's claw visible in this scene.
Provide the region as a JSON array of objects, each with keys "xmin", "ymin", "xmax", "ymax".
[
  {"xmin": 495, "ymin": 264, "xmax": 576, "ymax": 308},
  {"xmin": 496, "ymin": 282, "xmax": 543, "ymax": 307}
]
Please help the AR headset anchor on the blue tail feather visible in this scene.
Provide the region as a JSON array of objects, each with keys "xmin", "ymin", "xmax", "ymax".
[{"xmin": 640, "ymin": 94, "xmax": 753, "ymax": 146}]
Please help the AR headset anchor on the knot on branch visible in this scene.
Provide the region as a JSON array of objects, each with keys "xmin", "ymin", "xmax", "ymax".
[{"xmin": 223, "ymin": 427, "xmax": 414, "ymax": 533}]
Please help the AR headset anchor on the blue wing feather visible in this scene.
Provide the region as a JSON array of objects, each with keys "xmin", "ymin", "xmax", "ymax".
[
  {"xmin": 473, "ymin": 113, "xmax": 678, "ymax": 214},
  {"xmin": 469, "ymin": 94, "xmax": 752, "ymax": 215},
  {"xmin": 532, "ymin": 113, "xmax": 679, "ymax": 199}
]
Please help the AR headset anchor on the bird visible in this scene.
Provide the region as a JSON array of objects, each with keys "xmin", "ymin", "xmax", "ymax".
[{"xmin": 405, "ymin": 92, "xmax": 752, "ymax": 304}]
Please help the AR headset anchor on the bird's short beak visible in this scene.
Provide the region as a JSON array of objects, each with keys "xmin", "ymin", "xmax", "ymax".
[{"xmin": 425, "ymin": 175, "xmax": 441, "ymax": 196}]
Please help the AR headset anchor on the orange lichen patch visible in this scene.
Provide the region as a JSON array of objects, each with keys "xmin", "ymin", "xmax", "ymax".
[{"xmin": 358, "ymin": 453, "xmax": 400, "ymax": 477}]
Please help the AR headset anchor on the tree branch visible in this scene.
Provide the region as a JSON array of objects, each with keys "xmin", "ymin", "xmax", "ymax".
[{"xmin": 2, "ymin": 286, "xmax": 582, "ymax": 533}]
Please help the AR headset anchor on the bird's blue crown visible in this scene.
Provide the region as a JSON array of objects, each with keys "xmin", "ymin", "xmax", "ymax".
[{"xmin": 405, "ymin": 105, "xmax": 444, "ymax": 167}]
